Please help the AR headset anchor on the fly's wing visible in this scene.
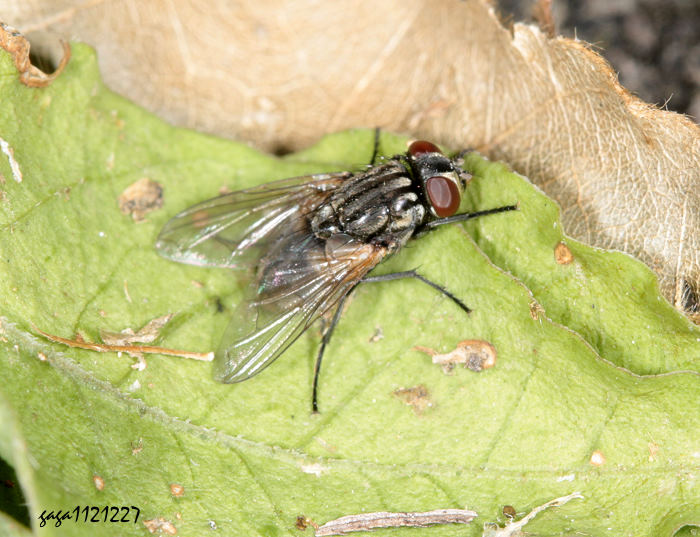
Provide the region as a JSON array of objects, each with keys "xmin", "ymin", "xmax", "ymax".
[
  {"xmin": 155, "ymin": 173, "xmax": 351, "ymax": 268},
  {"xmin": 214, "ymin": 232, "xmax": 386, "ymax": 383}
]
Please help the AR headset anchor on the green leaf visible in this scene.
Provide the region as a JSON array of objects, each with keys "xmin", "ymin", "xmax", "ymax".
[{"xmin": 0, "ymin": 43, "xmax": 698, "ymax": 537}]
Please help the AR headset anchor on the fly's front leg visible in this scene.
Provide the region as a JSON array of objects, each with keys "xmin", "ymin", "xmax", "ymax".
[{"xmin": 369, "ymin": 127, "xmax": 381, "ymax": 165}]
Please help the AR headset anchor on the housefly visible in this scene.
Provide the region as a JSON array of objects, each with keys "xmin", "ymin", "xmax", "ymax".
[{"xmin": 155, "ymin": 135, "xmax": 516, "ymax": 411}]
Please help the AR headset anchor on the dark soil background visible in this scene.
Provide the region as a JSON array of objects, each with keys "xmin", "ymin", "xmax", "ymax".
[{"xmin": 500, "ymin": 0, "xmax": 700, "ymax": 122}]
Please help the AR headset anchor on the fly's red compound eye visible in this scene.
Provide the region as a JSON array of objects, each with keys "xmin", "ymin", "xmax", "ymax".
[
  {"xmin": 408, "ymin": 140, "xmax": 442, "ymax": 157},
  {"xmin": 426, "ymin": 176, "xmax": 461, "ymax": 217}
]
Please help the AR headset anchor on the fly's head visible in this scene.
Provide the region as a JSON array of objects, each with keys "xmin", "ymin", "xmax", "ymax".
[{"xmin": 406, "ymin": 140, "xmax": 470, "ymax": 219}]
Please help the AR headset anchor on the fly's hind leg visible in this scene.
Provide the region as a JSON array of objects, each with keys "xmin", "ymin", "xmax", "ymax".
[
  {"xmin": 312, "ymin": 287, "xmax": 357, "ymax": 413},
  {"xmin": 311, "ymin": 271, "xmax": 469, "ymax": 413}
]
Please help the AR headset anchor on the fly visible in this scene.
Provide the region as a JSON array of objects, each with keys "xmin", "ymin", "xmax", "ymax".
[{"xmin": 155, "ymin": 133, "xmax": 517, "ymax": 411}]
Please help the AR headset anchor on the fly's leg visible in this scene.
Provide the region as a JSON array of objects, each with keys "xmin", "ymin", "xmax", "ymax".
[
  {"xmin": 311, "ymin": 271, "xmax": 468, "ymax": 413},
  {"xmin": 312, "ymin": 287, "xmax": 357, "ymax": 413},
  {"xmin": 369, "ymin": 127, "xmax": 381, "ymax": 165},
  {"xmin": 420, "ymin": 205, "xmax": 519, "ymax": 234},
  {"xmin": 454, "ymin": 148, "xmax": 474, "ymax": 161},
  {"xmin": 362, "ymin": 270, "xmax": 471, "ymax": 313}
]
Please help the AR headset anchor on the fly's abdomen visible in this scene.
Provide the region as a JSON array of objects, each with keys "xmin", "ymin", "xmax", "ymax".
[{"xmin": 255, "ymin": 234, "xmax": 324, "ymax": 310}]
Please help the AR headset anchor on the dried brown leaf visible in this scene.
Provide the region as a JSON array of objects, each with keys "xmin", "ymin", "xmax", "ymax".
[
  {"xmin": 9, "ymin": 0, "xmax": 700, "ymax": 318},
  {"xmin": 0, "ymin": 22, "xmax": 70, "ymax": 87}
]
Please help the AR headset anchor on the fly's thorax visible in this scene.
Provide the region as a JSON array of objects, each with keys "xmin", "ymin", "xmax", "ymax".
[{"xmin": 310, "ymin": 161, "xmax": 426, "ymax": 244}]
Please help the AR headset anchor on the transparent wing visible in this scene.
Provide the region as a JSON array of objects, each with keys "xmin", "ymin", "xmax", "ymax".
[
  {"xmin": 155, "ymin": 172, "xmax": 351, "ymax": 268},
  {"xmin": 214, "ymin": 232, "xmax": 386, "ymax": 383}
]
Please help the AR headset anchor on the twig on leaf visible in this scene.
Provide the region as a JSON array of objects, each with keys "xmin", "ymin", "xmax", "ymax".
[
  {"xmin": 314, "ymin": 508, "xmax": 477, "ymax": 536},
  {"xmin": 33, "ymin": 326, "xmax": 214, "ymax": 362}
]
